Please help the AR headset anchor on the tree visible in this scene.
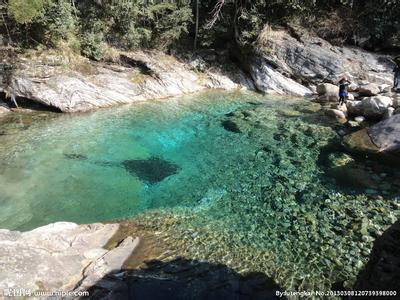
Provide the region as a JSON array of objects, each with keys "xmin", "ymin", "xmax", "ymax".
[
  {"xmin": 8, "ymin": 0, "xmax": 46, "ymax": 24},
  {"xmin": 193, "ymin": 0, "xmax": 199, "ymax": 50}
]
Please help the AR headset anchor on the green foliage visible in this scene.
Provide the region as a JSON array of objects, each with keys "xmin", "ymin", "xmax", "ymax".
[
  {"xmin": 8, "ymin": 0, "xmax": 46, "ymax": 24},
  {"xmin": 2, "ymin": 0, "xmax": 399, "ymax": 57},
  {"xmin": 35, "ymin": 0, "xmax": 79, "ymax": 48},
  {"xmin": 80, "ymin": 31, "xmax": 105, "ymax": 61}
]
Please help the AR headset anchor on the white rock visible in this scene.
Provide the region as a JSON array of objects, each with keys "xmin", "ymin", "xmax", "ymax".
[
  {"xmin": 358, "ymin": 83, "xmax": 380, "ymax": 96},
  {"xmin": 346, "ymin": 100, "xmax": 363, "ymax": 115},
  {"xmin": 354, "ymin": 116, "xmax": 366, "ymax": 123},
  {"xmin": 249, "ymin": 56, "xmax": 312, "ymax": 97},
  {"xmin": 0, "ymin": 222, "xmax": 139, "ymax": 292},
  {"xmin": 75, "ymin": 236, "xmax": 140, "ymax": 292},
  {"xmin": 360, "ymin": 96, "xmax": 393, "ymax": 118},
  {"xmin": 316, "ymin": 83, "xmax": 339, "ymax": 96},
  {"xmin": 347, "ymin": 93, "xmax": 355, "ymax": 100},
  {"xmin": 383, "ymin": 107, "xmax": 395, "ymax": 120},
  {"xmin": 379, "ymin": 84, "xmax": 391, "ymax": 93},
  {"xmin": 324, "ymin": 108, "xmax": 347, "ymax": 120},
  {"xmin": 347, "ymin": 82, "xmax": 359, "ymax": 92}
]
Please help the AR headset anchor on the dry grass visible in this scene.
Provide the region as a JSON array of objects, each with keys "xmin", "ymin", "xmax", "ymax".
[{"xmin": 256, "ymin": 24, "xmax": 285, "ymax": 47}]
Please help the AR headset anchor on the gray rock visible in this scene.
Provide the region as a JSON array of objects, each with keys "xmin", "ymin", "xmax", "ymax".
[
  {"xmin": 358, "ymin": 83, "xmax": 380, "ymax": 96},
  {"xmin": 346, "ymin": 100, "xmax": 363, "ymax": 115},
  {"xmin": 368, "ymin": 114, "xmax": 400, "ymax": 152},
  {"xmin": 247, "ymin": 55, "xmax": 312, "ymax": 96},
  {"xmin": 348, "ymin": 82, "xmax": 359, "ymax": 92},
  {"xmin": 343, "ymin": 114, "xmax": 400, "ymax": 161},
  {"xmin": 252, "ymin": 28, "xmax": 394, "ymax": 85},
  {"xmin": 5, "ymin": 51, "xmax": 243, "ymax": 113},
  {"xmin": 324, "ymin": 108, "xmax": 347, "ymax": 120},
  {"xmin": 0, "ymin": 222, "xmax": 139, "ymax": 292},
  {"xmin": 360, "ymin": 96, "xmax": 393, "ymax": 118},
  {"xmin": 354, "ymin": 116, "xmax": 366, "ymax": 123},
  {"xmin": 317, "ymin": 83, "xmax": 339, "ymax": 95},
  {"xmin": 378, "ymin": 84, "xmax": 391, "ymax": 93},
  {"xmin": 383, "ymin": 107, "xmax": 395, "ymax": 120}
]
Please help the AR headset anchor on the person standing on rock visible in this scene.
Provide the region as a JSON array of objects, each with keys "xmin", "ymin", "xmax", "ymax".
[
  {"xmin": 393, "ymin": 61, "xmax": 400, "ymax": 91},
  {"xmin": 338, "ymin": 77, "xmax": 350, "ymax": 105}
]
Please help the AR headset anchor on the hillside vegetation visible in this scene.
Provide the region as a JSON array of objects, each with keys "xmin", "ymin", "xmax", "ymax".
[{"xmin": 0, "ymin": 0, "xmax": 399, "ymax": 60}]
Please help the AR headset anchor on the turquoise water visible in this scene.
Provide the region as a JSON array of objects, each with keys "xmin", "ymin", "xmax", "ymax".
[{"xmin": 1, "ymin": 91, "xmax": 399, "ymax": 291}]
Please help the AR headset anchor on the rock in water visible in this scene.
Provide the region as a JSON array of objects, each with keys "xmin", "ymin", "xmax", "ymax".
[
  {"xmin": 122, "ymin": 156, "xmax": 179, "ymax": 184},
  {"xmin": 64, "ymin": 153, "xmax": 88, "ymax": 160},
  {"xmin": 64, "ymin": 154, "xmax": 179, "ymax": 184}
]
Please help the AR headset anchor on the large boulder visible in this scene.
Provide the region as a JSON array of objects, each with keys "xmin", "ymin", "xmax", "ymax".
[
  {"xmin": 316, "ymin": 83, "xmax": 339, "ymax": 102},
  {"xmin": 346, "ymin": 100, "xmax": 363, "ymax": 115},
  {"xmin": 317, "ymin": 83, "xmax": 339, "ymax": 95},
  {"xmin": 247, "ymin": 55, "xmax": 312, "ymax": 96},
  {"xmin": 360, "ymin": 96, "xmax": 393, "ymax": 118},
  {"xmin": 0, "ymin": 222, "xmax": 139, "ymax": 293},
  {"xmin": 324, "ymin": 108, "xmax": 347, "ymax": 121},
  {"xmin": 343, "ymin": 114, "xmax": 400, "ymax": 162},
  {"xmin": 251, "ymin": 27, "xmax": 395, "ymax": 86},
  {"xmin": 358, "ymin": 83, "xmax": 380, "ymax": 96}
]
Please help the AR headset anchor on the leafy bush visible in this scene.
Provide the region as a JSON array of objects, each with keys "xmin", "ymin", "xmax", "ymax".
[{"xmin": 8, "ymin": 0, "xmax": 45, "ymax": 24}]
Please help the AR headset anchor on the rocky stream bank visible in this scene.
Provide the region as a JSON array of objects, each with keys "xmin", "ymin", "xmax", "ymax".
[{"xmin": 0, "ymin": 28, "xmax": 400, "ymax": 298}]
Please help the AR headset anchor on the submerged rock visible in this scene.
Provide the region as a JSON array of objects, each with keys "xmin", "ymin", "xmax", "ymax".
[
  {"xmin": 122, "ymin": 157, "xmax": 179, "ymax": 184},
  {"xmin": 221, "ymin": 119, "xmax": 242, "ymax": 133},
  {"xmin": 65, "ymin": 154, "xmax": 179, "ymax": 184}
]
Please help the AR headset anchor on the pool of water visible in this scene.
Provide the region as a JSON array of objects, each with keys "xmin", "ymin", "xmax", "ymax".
[{"xmin": 1, "ymin": 91, "xmax": 399, "ymax": 291}]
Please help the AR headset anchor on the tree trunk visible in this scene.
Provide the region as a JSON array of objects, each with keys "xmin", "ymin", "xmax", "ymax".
[{"xmin": 193, "ymin": 0, "xmax": 199, "ymax": 50}]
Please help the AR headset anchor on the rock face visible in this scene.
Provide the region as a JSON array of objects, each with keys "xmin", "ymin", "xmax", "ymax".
[
  {"xmin": 0, "ymin": 222, "xmax": 139, "ymax": 293},
  {"xmin": 253, "ymin": 27, "xmax": 395, "ymax": 86},
  {"xmin": 3, "ymin": 51, "xmax": 247, "ymax": 112},
  {"xmin": 343, "ymin": 114, "xmax": 400, "ymax": 161},
  {"xmin": 247, "ymin": 54, "xmax": 312, "ymax": 96}
]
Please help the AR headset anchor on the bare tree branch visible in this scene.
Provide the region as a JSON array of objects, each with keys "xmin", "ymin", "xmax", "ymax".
[{"xmin": 204, "ymin": 0, "xmax": 226, "ymax": 29}]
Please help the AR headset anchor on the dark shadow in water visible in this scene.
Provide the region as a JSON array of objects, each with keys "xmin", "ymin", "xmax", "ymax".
[
  {"xmin": 353, "ymin": 220, "xmax": 400, "ymax": 299},
  {"xmin": 317, "ymin": 140, "xmax": 400, "ymax": 197},
  {"xmin": 122, "ymin": 157, "xmax": 179, "ymax": 184},
  {"xmin": 81, "ymin": 258, "xmax": 285, "ymax": 300},
  {"xmin": 64, "ymin": 154, "xmax": 180, "ymax": 184}
]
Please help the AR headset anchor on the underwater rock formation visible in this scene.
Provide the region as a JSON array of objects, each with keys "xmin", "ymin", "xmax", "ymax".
[{"xmin": 64, "ymin": 154, "xmax": 179, "ymax": 184}]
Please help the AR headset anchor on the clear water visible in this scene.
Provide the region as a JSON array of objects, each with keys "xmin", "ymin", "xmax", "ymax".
[{"xmin": 0, "ymin": 91, "xmax": 399, "ymax": 291}]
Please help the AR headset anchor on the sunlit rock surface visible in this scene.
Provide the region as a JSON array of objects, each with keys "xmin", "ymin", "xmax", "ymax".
[
  {"xmin": 0, "ymin": 222, "xmax": 138, "ymax": 293},
  {"xmin": 4, "ymin": 51, "xmax": 246, "ymax": 112}
]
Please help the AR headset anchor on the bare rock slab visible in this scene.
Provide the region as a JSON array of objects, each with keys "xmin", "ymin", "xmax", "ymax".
[{"xmin": 0, "ymin": 222, "xmax": 139, "ymax": 293}]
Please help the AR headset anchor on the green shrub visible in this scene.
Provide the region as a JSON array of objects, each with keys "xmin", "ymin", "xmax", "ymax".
[
  {"xmin": 80, "ymin": 31, "xmax": 106, "ymax": 61},
  {"xmin": 8, "ymin": 0, "xmax": 46, "ymax": 24}
]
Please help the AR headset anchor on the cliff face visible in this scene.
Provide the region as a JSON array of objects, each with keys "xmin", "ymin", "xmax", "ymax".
[
  {"xmin": 0, "ymin": 50, "xmax": 253, "ymax": 112},
  {"xmin": 244, "ymin": 28, "xmax": 395, "ymax": 94}
]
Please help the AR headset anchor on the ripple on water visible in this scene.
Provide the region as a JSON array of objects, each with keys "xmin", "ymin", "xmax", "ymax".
[{"xmin": 0, "ymin": 91, "xmax": 399, "ymax": 292}]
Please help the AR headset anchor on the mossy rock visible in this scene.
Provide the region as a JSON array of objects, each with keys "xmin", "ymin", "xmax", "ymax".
[{"xmin": 327, "ymin": 152, "xmax": 355, "ymax": 168}]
